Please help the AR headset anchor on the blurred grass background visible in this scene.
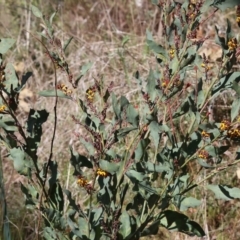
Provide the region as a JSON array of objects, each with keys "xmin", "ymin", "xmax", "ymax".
[{"xmin": 0, "ymin": 0, "xmax": 240, "ymax": 239}]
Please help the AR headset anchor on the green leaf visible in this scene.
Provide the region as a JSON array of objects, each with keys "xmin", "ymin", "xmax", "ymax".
[
  {"xmin": 149, "ymin": 121, "xmax": 160, "ymax": 149},
  {"xmin": 146, "ymin": 69, "xmax": 157, "ymax": 101},
  {"xmin": 119, "ymin": 211, "xmax": 131, "ymax": 238},
  {"xmin": 79, "ymin": 138, "xmax": 95, "ymax": 156},
  {"xmin": 160, "ymin": 210, "xmax": 205, "ymax": 237},
  {"xmin": 99, "ymin": 159, "xmax": 120, "ymax": 174},
  {"xmin": 116, "ymin": 127, "xmax": 138, "ymax": 139},
  {"xmin": 81, "ymin": 62, "xmax": 93, "ymax": 75},
  {"xmin": 212, "ymin": 0, "xmax": 240, "ymax": 11},
  {"xmin": 126, "ymin": 104, "xmax": 139, "ymax": 127},
  {"xmin": 212, "ymin": 72, "xmax": 240, "ymax": 95},
  {"xmin": 112, "ymin": 93, "xmax": 120, "ymax": 119},
  {"xmin": 38, "ymin": 90, "xmax": 72, "ymax": 99},
  {"xmin": 0, "ymin": 38, "xmax": 15, "ymax": 54},
  {"xmin": 4, "ymin": 63, "xmax": 19, "ymax": 93},
  {"xmin": 0, "ymin": 116, "xmax": 18, "ymax": 131},
  {"xmin": 31, "ymin": 5, "xmax": 43, "ymax": 18},
  {"xmin": 21, "ymin": 183, "xmax": 38, "ymax": 208},
  {"xmin": 176, "ymin": 196, "xmax": 201, "ymax": 211},
  {"xmin": 232, "ymin": 79, "xmax": 240, "ymax": 96},
  {"xmin": 122, "ymin": 35, "xmax": 130, "ymax": 47},
  {"xmin": 9, "ymin": 148, "xmax": 33, "ymax": 177},
  {"xmin": 91, "ymin": 207, "xmax": 103, "ymax": 226},
  {"xmin": 207, "ymin": 184, "xmax": 240, "ymax": 200},
  {"xmin": 0, "ymin": 154, "xmax": 12, "ymax": 240},
  {"xmin": 231, "ymin": 98, "xmax": 240, "ymax": 121},
  {"xmin": 146, "ymin": 30, "xmax": 167, "ymax": 59},
  {"xmin": 125, "ymin": 169, "xmax": 145, "ymax": 182}
]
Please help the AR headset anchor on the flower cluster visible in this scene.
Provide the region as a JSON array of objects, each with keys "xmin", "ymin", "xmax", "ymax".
[
  {"xmin": 86, "ymin": 87, "xmax": 96, "ymax": 102},
  {"xmin": 96, "ymin": 168, "xmax": 108, "ymax": 177},
  {"xmin": 201, "ymin": 63, "xmax": 210, "ymax": 71},
  {"xmin": 198, "ymin": 150, "xmax": 209, "ymax": 160},
  {"xmin": 219, "ymin": 120, "xmax": 231, "ymax": 131},
  {"xmin": 57, "ymin": 83, "xmax": 73, "ymax": 96},
  {"xmin": 169, "ymin": 48, "xmax": 175, "ymax": 58},
  {"xmin": 227, "ymin": 38, "xmax": 238, "ymax": 51},
  {"xmin": 0, "ymin": 105, "xmax": 6, "ymax": 113},
  {"xmin": 77, "ymin": 176, "xmax": 88, "ymax": 187},
  {"xmin": 227, "ymin": 128, "xmax": 240, "ymax": 140},
  {"xmin": 201, "ymin": 131, "xmax": 210, "ymax": 138}
]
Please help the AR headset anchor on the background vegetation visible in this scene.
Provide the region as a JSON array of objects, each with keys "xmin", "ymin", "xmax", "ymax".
[{"xmin": 1, "ymin": 0, "xmax": 240, "ymax": 239}]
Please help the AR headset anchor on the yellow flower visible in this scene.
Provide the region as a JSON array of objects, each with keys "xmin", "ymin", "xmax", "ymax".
[
  {"xmin": 0, "ymin": 105, "xmax": 6, "ymax": 112},
  {"xmin": 86, "ymin": 87, "xmax": 96, "ymax": 102},
  {"xmin": 169, "ymin": 48, "xmax": 175, "ymax": 58},
  {"xmin": 236, "ymin": 17, "xmax": 240, "ymax": 23},
  {"xmin": 219, "ymin": 120, "xmax": 231, "ymax": 131},
  {"xmin": 201, "ymin": 63, "xmax": 210, "ymax": 71},
  {"xmin": 57, "ymin": 83, "xmax": 73, "ymax": 96},
  {"xmin": 227, "ymin": 128, "xmax": 240, "ymax": 139},
  {"xmin": 227, "ymin": 38, "xmax": 237, "ymax": 51},
  {"xmin": 77, "ymin": 176, "xmax": 88, "ymax": 187},
  {"xmin": 201, "ymin": 131, "xmax": 210, "ymax": 138},
  {"xmin": 96, "ymin": 168, "xmax": 108, "ymax": 177},
  {"xmin": 198, "ymin": 150, "xmax": 209, "ymax": 159}
]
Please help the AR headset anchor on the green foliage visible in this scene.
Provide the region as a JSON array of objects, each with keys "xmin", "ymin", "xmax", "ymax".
[{"xmin": 1, "ymin": 1, "xmax": 240, "ymax": 239}]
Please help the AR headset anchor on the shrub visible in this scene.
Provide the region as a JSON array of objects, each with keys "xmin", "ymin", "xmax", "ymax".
[{"xmin": 1, "ymin": 0, "xmax": 240, "ymax": 239}]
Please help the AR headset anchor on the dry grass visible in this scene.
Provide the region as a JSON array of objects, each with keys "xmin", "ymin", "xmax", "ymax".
[{"xmin": 1, "ymin": 0, "xmax": 240, "ymax": 239}]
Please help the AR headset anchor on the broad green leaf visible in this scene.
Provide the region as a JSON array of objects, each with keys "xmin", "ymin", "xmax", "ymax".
[
  {"xmin": 38, "ymin": 90, "xmax": 72, "ymax": 99},
  {"xmin": 146, "ymin": 69, "xmax": 157, "ymax": 101},
  {"xmin": 31, "ymin": 5, "xmax": 43, "ymax": 18},
  {"xmin": 146, "ymin": 30, "xmax": 167, "ymax": 58},
  {"xmin": 21, "ymin": 183, "xmax": 38, "ymax": 208},
  {"xmin": 197, "ymin": 159, "xmax": 214, "ymax": 168},
  {"xmin": 232, "ymin": 79, "xmax": 240, "ymax": 97},
  {"xmin": 116, "ymin": 127, "xmax": 138, "ymax": 139},
  {"xmin": 207, "ymin": 184, "xmax": 240, "ymax": 200},
  {"xmin": 0, "ymin": 38, "xmax": 15, "ymax": 54},
  {"xmin": 231, "ymin": 98, "xmax": 240, "ymax": 122},
  {"xmin": 125, "ymin": 169, "xmax": 145, "ymax": 182},
  {"xmin": 4, "ymin": 63, "xmax": 19, "ymax": 92},
  {"xmin": 81, "ymin": 62, "xmax": 93, "ymax": 75},
  {"xmin": 212, "ymin": 72, "xmax": 240, "ymax": 95},
  {"xmin": 0, "ymin": 116, "xmax": 18, "ymax": 131},
  {"xmin": 149, "ymin": 121, "xmax": 160, "ymax": 149},
  {"xmin": 0, "ymin": 154, "xmax": 11, "ymax": 240},
  {"xmin": 79, "ymin": 138, "xmax": 95, "ymax": 156},
  {"xmin": 92, "ymin": 207, "xmax": 103, "ymax": 225},
  {"xmin": 10, "ymin": 148, "xmax": 32, "ymax": 177},
  {"xmin": 78, "ymin": 217, "xmax": 89, "ymax": 237},
  {"xmin": 122, "ymin": 35, "xmax": 130, "ymax": 47},
  {"xmin": 212, "ymin": 0, "xmax": 240, "ymax": 11},
  {"xmin": 176, "ymin": 196, "xmax": 201, "ymax": 211},
  {"xmin": 99, "ymin": 159, "xmax": 120, "ymax": 174},
  {"xmin": 135, "ymin": 139, "xmax": 150, "ymax": 161},
  {"xmin": 144, "ymin": 161, "xmax": 171, "ymax": 173},
  {"xmin": 119, "ymin": 211, "xmax": 131, "ymax": 238},
  {"xmin": 126, "ymin": 104, "xmax": 139, "ymax": 127},
  {"xmin": 112, "ymin": 93, "xmax": 120, "ymax": 119},
  {"xmin": 160, "ymin": 210, "xmax": 205, "ymax": 237},
  {"xmin": 42, "ymin": 227, "xmax": 58, "ymax": 240}
]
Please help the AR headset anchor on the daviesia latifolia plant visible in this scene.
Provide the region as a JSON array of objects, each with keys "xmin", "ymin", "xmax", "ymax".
[{"xmin": 1, "ymin": 0, "xmax": 240, "ymax": 239}]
